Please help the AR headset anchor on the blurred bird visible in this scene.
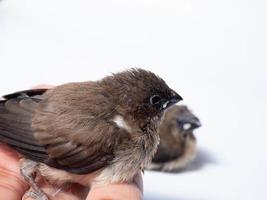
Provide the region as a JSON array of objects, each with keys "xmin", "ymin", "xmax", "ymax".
[
  {"xmin": 0, "ymin": 69, "xmax": 182, "ymax": 200},
  {"xmin": 146, "ymin": 105, "xmax": 201, "ymax": 172}
]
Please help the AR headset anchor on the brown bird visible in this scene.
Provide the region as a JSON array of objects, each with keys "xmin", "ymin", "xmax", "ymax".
[
  {"xmin": 146, "ymin": 105, "xmax": 201, "ymax": 172},
  {"xmin": 0, "ymin": 69, "xmax": 182, "ymax": 200}
]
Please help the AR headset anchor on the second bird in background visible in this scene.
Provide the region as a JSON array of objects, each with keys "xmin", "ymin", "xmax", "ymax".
[{"xmin": 146, "ymin": 105, "xmax": 201, "ymax": 172}]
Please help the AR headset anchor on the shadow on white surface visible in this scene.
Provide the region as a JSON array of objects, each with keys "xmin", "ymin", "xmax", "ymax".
[
  {"xmin": 185, "ymin": 148, "xmax": 217, "ymax": 172},
  {"xmin": 157, "ymin": 147, "xmax": 217, "ymax": 174}
]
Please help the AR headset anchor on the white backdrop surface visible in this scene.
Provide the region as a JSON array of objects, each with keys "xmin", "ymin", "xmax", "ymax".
[{"xmin": 0, "ymin": 0, "xmax": 266, "ymax": 199}]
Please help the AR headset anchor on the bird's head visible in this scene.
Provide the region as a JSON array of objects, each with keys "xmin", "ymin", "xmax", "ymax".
[
  {"xmin": 100, "ymin": 69, "xmax": 182, "ymax": 129},
  {"xmin": 162, "ymin": 105, "xmax": 201, "ymax": 139}
]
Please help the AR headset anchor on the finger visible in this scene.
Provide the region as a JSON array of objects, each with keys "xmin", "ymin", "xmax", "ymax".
[
  {"xmin": 88, "ymin": 184, "xmax": 142, "ymax": 200},
  {"xmin": 0, "ymin": 169, "xmax": 28, "ymax": 200},
  {"xmin": 31, "ymin": 84, "xmax": 54, "ymax": 89},
  {"xmin": 0, "ymin": 143, "xmax": 22, "ymax": 171},
  {"xmin": 87, "ymin": 173, "xmax": 143, "ymax": 200},
  {"xmin": 0, "ymin": 143, "xmax": 29, "ymax": 200}
]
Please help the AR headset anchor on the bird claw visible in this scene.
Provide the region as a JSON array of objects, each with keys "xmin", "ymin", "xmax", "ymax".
[
  {"xmin": 23, "ymin": 187, "xmax": 49, "ymax": 200},
  {"xmin": 20, "ymin": 159, "xmax": 49, "ymax": 200}
]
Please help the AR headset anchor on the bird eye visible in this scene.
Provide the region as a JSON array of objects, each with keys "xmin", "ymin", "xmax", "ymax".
[{"xmin": 150, "ymin": 95, "xmax": 161, "ymax": 105}]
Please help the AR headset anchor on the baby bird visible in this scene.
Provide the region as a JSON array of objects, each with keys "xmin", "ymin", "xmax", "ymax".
[
  {"xmin": 0, "ymin": 69, "xmax": 182, "ymax": 200},
  {"xmin": 146, "ymin": 105, "xmax": 201, "ymax": 172}
]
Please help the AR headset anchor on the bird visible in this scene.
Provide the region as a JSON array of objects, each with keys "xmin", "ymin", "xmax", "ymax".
[
  {"xmin": 146, "ymin": 105, "xmax": 201, "ymax": 172},
  {"xmin": 0, "ymin": 68, "xmax": 182, "ymax": 200}
]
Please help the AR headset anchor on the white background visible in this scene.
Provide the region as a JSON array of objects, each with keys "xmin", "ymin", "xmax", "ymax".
[{"xmin": 0, "ymin": 0, "xmax": 266, "ymax": 199}]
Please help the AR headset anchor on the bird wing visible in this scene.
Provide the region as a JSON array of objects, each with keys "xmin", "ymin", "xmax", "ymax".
[
  {"xmin": 0, "ymin": 89, "xmax": 49, "ymax": 161},
  {"xmin": 0, "ymin": 86, "xmax": 116, "ymax": 174}
]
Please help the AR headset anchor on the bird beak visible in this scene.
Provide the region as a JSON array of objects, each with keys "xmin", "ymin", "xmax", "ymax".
[
  {"xmin": 187, "ymin": 118, "xmax": 201, "ymax": 129},
  {"xmin": 179, "ymin": 115, "xmax": 201, "ymax": 131},
  {"xmin": 162, "ymin": 90, "xmax": 183, "ymax": 110}
]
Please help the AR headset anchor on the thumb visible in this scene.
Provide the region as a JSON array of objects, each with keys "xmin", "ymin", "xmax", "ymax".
[{"xmin": 87, "ymin": 172, "xmax": 143, "ymax": 200}]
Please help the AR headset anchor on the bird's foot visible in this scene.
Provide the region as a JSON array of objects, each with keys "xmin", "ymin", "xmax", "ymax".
[
  {"xmin": 20, "ymin": 159, "xmax": 49, "ymax": 200},
  {"xmin": 23, "ymin": 187, "xmax": 48, "ymax": 200}
]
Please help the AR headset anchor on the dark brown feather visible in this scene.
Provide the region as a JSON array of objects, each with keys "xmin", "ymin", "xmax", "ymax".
[{"xmin": 3, "ymin": 88, "xmax": 48, "ymax": 99}]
